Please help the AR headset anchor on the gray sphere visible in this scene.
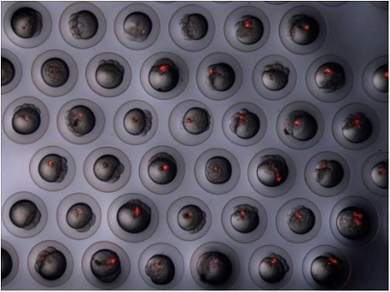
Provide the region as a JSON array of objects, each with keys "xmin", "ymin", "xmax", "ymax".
[
  {"xmin": 2, "ymin": 249, "xmax": 12, "ymax": 280},
  {"xmin": 230, "ymin": 109, "xmax": 260, "ymax": 139},
  {"xmin": 145, "ymin": 255, "xmax": 175, "ymax": 285},
  {"xmin": 93, "ymin": 155, "xmax": 124, "ymax": 183},
  {"xmin": 289, "ymin": 14, "xmax": 319, "ymax": 45},
  {"xmin": 284, "ymin": 110, "xmax": 317, "ymax": 141},
  {"xmin": 66, "ymin": 203, "xmax": 95, "ymax": 232},
  {"xmin": 69, "ymin": 10, "xmax": 98, "ymax": 40},
  {"xmin": 371, "ymin": 161, "xmax": 388, "ymax": 189},
  {"xmin": 124, "ymin": 12, "xmax": 152, "ymax": 42},
  {"xmin": 41, "ymin": 58, "xmax": 69, "ymax": 87},
  {"xmin": 91, "ymin": 249, "xmax": 121, "ymax": 283},
  {"xmin": 35, "ymin": 247, "xmax": 67, "ymax": 281},
  {"xmin": 262, "ymin": 63, "xmax": 289, "ymax": 91},
  {"xmin": 178, "ymin": 205, "xmax": 206, "ymax": 233},
  {"xmin": 336, "ymin": 207, "xmax": 369, "ymax": 240},
  {"xmin": 287, "ymin": 206, "xmax": 315, "ymax": 234},
  {"xmin": 183, "ymin": 107, "xmax": 210, "ymax": 135},
  {"xmin": 315, "ymin": 63, "xmax": 345, "ymax": 93},
  {"xmin": 180, "ymin": 14, "xmax": 208, "ymax": 40},
  {"xmin": 124, "ymin": 108, "xmax": 152, "ymax": 136},
  {"xmin": 342, "ymin": 113, "xmax": 372, "ymax": 143},
  {"xmin": 12, "ymin": 104, "xmax": 41, "ymax": 135},
  {"xmin": 38, "ymin": 154, "xmax": 67, "ymax": 183},
  {"xmin": 205, "ymin": 157, "xmax": 232, "ymax": 184},
  {"xmin": 11, "ymin": 8, "xmax": 42, "ymax": 38},
  {"xmin": 311, "ymin": 255, "xmax": 347, "ymax": 287},
  {"xmin": 65, "ymin": 106, "xmax": 96, "ymax": 136},
  {"xmin": 257, "ymin": 155, "xmax": 288, "ymax": 187},
  {"xmin": 148, "ymin": 153, "xmax": 177, "ymax": 185},
  {"xmin": 373, "ymin": 65, "xmax": 388, "ymax": 92},
  {"xmin": 230, "ymin": 204, "xmax": 259, "ymax": 233},
  {"xmin": 95, "ymin": 60, "xmax": 124, "ymax": 89},
  {"xmin": 207, "ymin": 63, "xmax": 235, "ymax": 92},
  {"xmin": 235, "ymin": 15, "xmax": 263, "ymax": 45},
  {"xmin": 10, "ymin": 200, "xmax": 41, "ymax": 230},
  {"xmin": 2, "ymin": 57, "xmax": 15, "ymax": 86},
  {"xmin": 259, "ymin": 253, "xmax": 289, "ymax": 283},
  {"xmin": 117, "ymin": 199, "xmax": 151, "ymax": 233},
  {"xmin": 196, "ymin": 252, "xmax": 232, "ymax": 285}
]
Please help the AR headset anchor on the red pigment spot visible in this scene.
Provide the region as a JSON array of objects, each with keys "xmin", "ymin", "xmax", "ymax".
[
  {"xmin": 327, "ymin": 257, "xmax": 338, "ymax": 266},
  {"xmin": 320, "ymin": 162, "xmax": 328, "ymax": 170},
  {"xmin": 239, "ymin": 209, "xmax": 246, "ymax": 218},
  {"xmin": 133, "ymin": 206, "xmax": 141, "ymax": 217},
  {"xmin": 244, "ymin": 20, "xmax": 252, "ymax": 29},
  {"xmin": 353, "ymin": 118, "xmax": 361, "ymax": 129},
  {"xmin": 107, "ymin": 258, "xmax": 116, "ymax": 265},
  {"xmin": 132, "ymin": 116, "xmax": 139, "ymax": 123},
  {"xmin": 210, "ymin": 258, "xmax": 219, "ymax": 268},
  {"xmin": 379, "ymin": 167, "xmax": 387, "ymax": 175},
  {"xmin": 155, "ymin": 262, "xmax": 163, "ymax": 269},
  {"xmin": 23, "ymin": 114, "xmax": 29, "ymax": 121},
  {"xmin": 213, "ymin": 165, "xmax": 220, "ymax": 172},
  {"xmin": 186, "ymin": 117, "xmax": 193, "ymax": 124},
  {"xmin": 142, "ymin": 29, "xmax": 146, "ymax": 35},
  {"xmin": 48, "ymin": 160, "xmax": 54, "ymax": 167},
  {"xmin": 159, "ymin": 65, "xmax": 169, "ymax": 74},
  {"xmin": 294, "ymin": 211, "xmax": 303, "ymax": 222},
  {"xmin": 78, "ymin": 112, "xmax": 84, "ymax": 119},
  {"xmin": 303, "ymin": 24, "xmax": 310, "ymax": 31},
  {"xmin": 353, "ymin": 218, "xmax": 362, "ymax": 226},
  {"xmin": 293, "ymin": 119, "xmax": 302, "ymax": 126},
  {"xmin": 270, "ymin": 257, "xmax": 278, "ymax": 265},
  {"xmin": 184, "ymin": 212, "xmax": 193, "ymax": 219},
  {"xmin": 384, "ymin": 72, "xmax": 389, "ymax": 78},
  {"xmin": 323, "ymin": 68, "xmax": 335, "ymax": 75},
  {"xmin": 209, "ymin": 68, "xmax": 214, "ymax": 75},
  {"xmin": 238, "ymin": 115, "xmax": 246, "ymax": 122},
  {"xmin": 76, "ymin": 207, "xmax": 83, "ymax": 216},
  {"xmin": 269, "ymin": 161, "xmax": 281, "ymax": 183},
  {"xmin": 353, "ymin": 211, "xmax": 363, "ymax": 219},
  {"xmin": 161, "ymin": 164, "xmax": 169, "ymax": 171}
]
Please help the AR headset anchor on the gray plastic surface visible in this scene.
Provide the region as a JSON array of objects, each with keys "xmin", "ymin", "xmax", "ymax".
[{"xmin": 1, "ymin": 1, "xmax": 388, "ymax": 290}]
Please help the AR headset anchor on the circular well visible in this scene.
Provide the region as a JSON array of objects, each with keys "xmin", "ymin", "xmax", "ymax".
[
  {"xmin": 114, "ymin": 100, "xmax": 158, "ymax": 145},
  {"xmin": 222, "ymin": 196, "xmax": 267, "ymax": 243},
  {"xmin": 224, "ymin": 6, "xmax": 270, "ymax": 52},
  {"xmin": 169, "ymin": 4, "xmax": 215, "ymax": 52},
  {"xmin": 82, "ymin": 241, "xmax": 130, "ymax": 289},
  {"xmin": 139, "ymin": 243, "xmax": 184, "ymax": 289},
  {"xmin": 57, "ymin": 99, "xmax": 105, "ymax": 145},
  {"xmin": 3, "ymin": 96, "xmax": 49, "ymax": 145},
  {"xmin": 276, "ymin": 101, "xmax": 324, "ymax": 150},
  {"xmin": 4, "ymin": 2, "xmax": 52, "ymax": 48},
  {"xmin": 276, "ymin": 198, "xmax": 322, "ymax": 243},
  {"xmin": 114, "ymin": 3, "xmax": 160, "ymax": 50},
  {"xmin": 29, "ymin": 146, "xmax": 76, "ymax": 192},
  {"xmin": 190, "ymin": 242, "xmax": 240, "ymax": 290},
  {"xmin": 1, "ymin": 240, "xmax": 19, "ymax": 286},
  {"xmin": 59, "ymin": 2, "xmax": 106, "ymax": 49},
  {"xmin": 196, "ymin": 53, "xmax": 243, "ymax": 101},
  {"xmin": 306, "ymin": 55, "xmax": 353, "ymax": 103},
  {"xmin": 332, "ymin": 103, "xmax": 380, "ymax": 150},
  {"xmin": 167, "ymin": 196, "xmax": 212, "ymax": 241},
  {"xmin": 31, "ymin": 50, "xmax": 78, "ymax": 97},
  {"xmin": 362, "ymin": 152, "xmax": 388, "ymax": 197},
  {"xmin": 169, "ymin": 100, "xmax": 213, "ymax": 146},
  {"xmin": 27, "ymin": 240, "xmax": 73, "ymax": 287},
  {"xmin": 248, "ymin": 148, "xmax": 296, "ymax": 198},
  {"xmin": 279, "ymin": 5, "xmax": 327, "ymax": 55},
  {"xmin": 84, "ymin": 147, "xmax": 131, "ymax": 193},
  {"xmin": 86, "ymin": 52, "xmax": 132, "ymax": 98},
  {"xmin": 107, "ymin": 193, "xmax": 159, "ymax": 243},
  {"xmin": 57, "ymin": 193, "xmax": 101, "ymax": 240},
  {"xmin": 252, "ymin": 54, "xmax": 297, "ymax": 101},
  {"xmin": 194, "ymin": 148, "xmax": 240, "ymax": 195},
  {"xmin": 1, "ymin": 49, "xmax": 22, "ymax": 94},
  {"xmin": 305, "ymin": 151, "xmax": 350, "ymax": 197},
  {"xmin": 139, "ymin": 146, "xmax": 185, "ymax": 195},
  {"xmin": 222, "ymin": 102, "xmax": 267, "ymax": 146},
  {"xmin": 330, "ymin": 196, "xmax": 379, "ymax": 247},
  {"xmin": 140, "ymin": 52, "xmax": 188, "ymax": 100},
  {"xmin": 249, "ymin": 245, "xmax": 293, "ymax": 289}
]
